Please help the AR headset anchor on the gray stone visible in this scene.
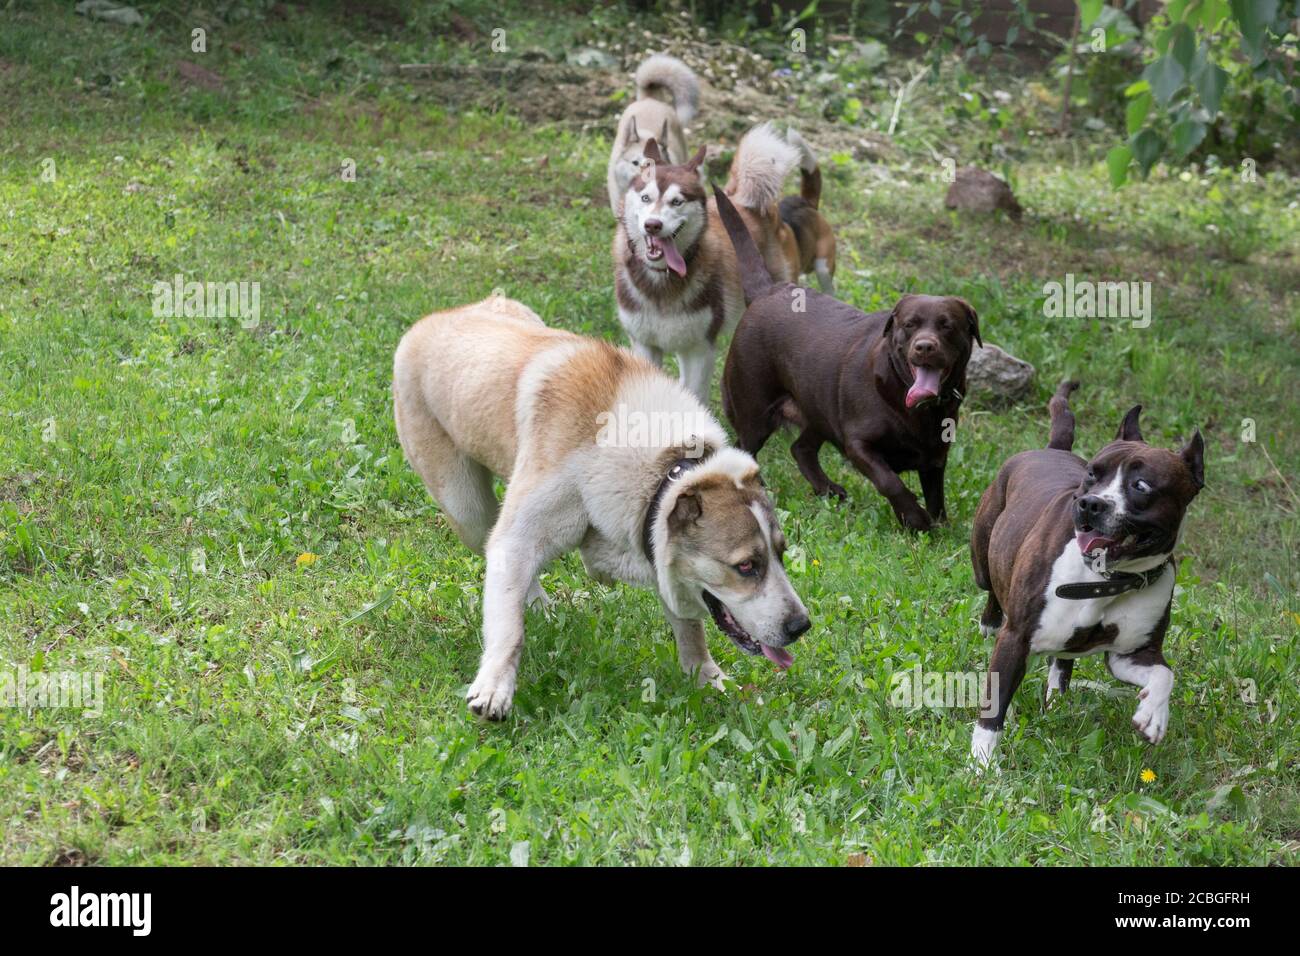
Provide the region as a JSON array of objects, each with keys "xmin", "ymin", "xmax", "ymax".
[
  {"xmin": 945, "ymin": 166, "xmax": 1022, "ymax": 220},
  {"xmin": 565, "ymin": 47, "xmax": 618, "ymax": 70},
  {"xmin": 966, "ymin": 343, "xmax": 1035, "ymax": 402}
]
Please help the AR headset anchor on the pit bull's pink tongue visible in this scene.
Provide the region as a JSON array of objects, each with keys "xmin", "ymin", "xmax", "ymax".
[
  {"xmin": 1076, "ymin": 532, "xmax": 1115, "ymax": 555},
  {"xmin": 761, "ymin": 644, "xmax": 794, "ymax": 670},
  {"xmin": 906, "ymin": 366, "xmax": 941, "ymax": 408},
  {"xmin": 661, "ymin": 237, "xmax": 686, "ymax": 277}
]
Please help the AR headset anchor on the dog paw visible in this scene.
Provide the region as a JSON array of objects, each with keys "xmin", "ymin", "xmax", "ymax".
[
  {"xmin": 1131, "ymin": 688, "xmax": 1169, "ymax": 744},
  {"xmin": 969, "ymin": 725, "xmax": 1001, "ymax": 770},
  {"xmin": 525, "ymin": 578, "xmax": 552, "ymax": 612},
  {"xmin": 899, "ymin": 508, "xmax": 933, "ymax": 532},
  {"xmin": 684, "ymin": 659, "xmax": 728, "ymax": 690},
  {"xmin": 826, "ymin": 482, "xmax": 848, "ymax": 501},
  {"xmin": 466, "ymin": 670, "xmax": 516, "ymax": 721}
]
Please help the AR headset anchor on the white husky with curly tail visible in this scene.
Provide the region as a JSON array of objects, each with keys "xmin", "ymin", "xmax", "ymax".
[{"xmin": 606, "ymin": 54, "xmax": 700, "ymax": 216}]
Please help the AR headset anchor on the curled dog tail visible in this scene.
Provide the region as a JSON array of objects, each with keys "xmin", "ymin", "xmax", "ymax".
[
  {"xmin": 1047, "ymin": 380, "xmax": 1080, "ymax": 451},
  {"xmin": 713, "ymin": 184, "xmax": 775, "ymax": 306},
  {"xmin": 635, "ymin": 54, "xmax": 699, "ymax": 125},
  {"xmin": 786, "ymin": 128, "xmax": 822, "ymax": 208},
  {"xmin": 725, "ymin": 122, "xmax": 799, "ymax": 212}
]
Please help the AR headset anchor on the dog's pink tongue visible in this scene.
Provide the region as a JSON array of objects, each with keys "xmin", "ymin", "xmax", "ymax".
[
  {"xmin": 661, "ymin": 237, "xmax": 687, "ymax": 277},
  {"xmin": 906, "ymin": 366, "xmax": 941, "ymax": 408},
  {"xmin": 761, "ymin": 644, "xmax": 794, "ymax": 670},
  {"xmin": 1077, "ymin": 532, "xmax": 1115, "ymax": 555}
]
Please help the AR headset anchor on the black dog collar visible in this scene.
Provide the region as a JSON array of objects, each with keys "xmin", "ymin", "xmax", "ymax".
[
  {"xmin": 640, "ymin": 453, "xmax": 712, "ymax": 564},
  {"xmin": 1055, "ymin": 559, "xmax": 1172, "ymax": 600}
]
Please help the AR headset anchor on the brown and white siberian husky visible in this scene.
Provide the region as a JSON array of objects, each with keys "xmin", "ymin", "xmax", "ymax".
[
  {"xmin": 613, "ymin": 122, "xmax": 801, "ymax": 402},
  {"xmin": 606, "ymin": 54, "xmax": 700, "ymax": 216}
]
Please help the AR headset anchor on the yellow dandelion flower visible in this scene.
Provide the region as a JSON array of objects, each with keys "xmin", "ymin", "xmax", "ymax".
[
  {"xmin": 1140, "ymin": 768, "xmax": 1156, "ymax": 784},
  {"xmin": 296, "ymin": 552, "xmax": 319, "ymax": 567},
  {"xmin": 812, "ymin": 558, "xmax": 821, "ymax": 567}
]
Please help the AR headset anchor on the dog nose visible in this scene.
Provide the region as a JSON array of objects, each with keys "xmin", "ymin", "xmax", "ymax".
[
  {"xmin": 912, "ymin": 338, "xmax": 937, "ymax": 357},
  {"xmin": 1076, "ymin": 495, "xmax": 1110, "ymax": 518},
  {"xmin": 783, "ymin": 614, "xmax": 811, "ymax": 641},
  {"xmin": 644, "ymin": 218, "xmax": 663, "ymax": 234}
]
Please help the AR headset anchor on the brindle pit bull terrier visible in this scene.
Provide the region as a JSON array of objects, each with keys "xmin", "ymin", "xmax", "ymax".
[
  {"xmin": 969, "ymin": 381, "xmax": 1205, "ymax": 766},
  {"xmin": 712, "ymin": 185, "xmax": 981, "ymax": 532}
]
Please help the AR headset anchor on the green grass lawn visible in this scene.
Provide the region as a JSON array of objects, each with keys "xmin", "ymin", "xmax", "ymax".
[{"xmin": 1, "ymin": 2, "xmax": 1296, "ymax": 865}]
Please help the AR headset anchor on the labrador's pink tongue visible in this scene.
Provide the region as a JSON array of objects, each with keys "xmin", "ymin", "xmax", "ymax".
[
  {"xmin": 761, "ymin": 644, "xmax": 794, "ymax": 670},
  {"xmin": 661, "ymin": 237, "xmax": 687, "ymax": 277},
  {"xmin": 1077, "ymin": 532, "xmax": 1115, "ymax": 555},
  {"xmin": 906, "ymin": 366, "xmax": 941, "ymax": 408}
]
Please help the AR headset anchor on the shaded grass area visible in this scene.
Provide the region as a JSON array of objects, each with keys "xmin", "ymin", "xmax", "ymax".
[{"xmin": 0, "ymin": 3, "xmax": 1296, "ymax": 865}]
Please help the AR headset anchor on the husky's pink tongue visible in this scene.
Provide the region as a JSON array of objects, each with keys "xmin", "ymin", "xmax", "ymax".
[
  {"xmin": 760, "ymin": 644, "xmax": 794, "ymax": 670},
  {"xmin": 661, "ymin": 237, "xmax": 687, "ymax": 277},
  {"xmin": 905, "ymin": 366, "xmax": 941, "ymax": 408},
  {"xmin": 1076, "ymin": 531, "xmax": 1115, "ymax": 555}
]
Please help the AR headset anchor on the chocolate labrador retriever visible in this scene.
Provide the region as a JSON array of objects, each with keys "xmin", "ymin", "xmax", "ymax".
[{"xmin": 713, "ymin": 186, "xmax": 981, "ymax": 531}]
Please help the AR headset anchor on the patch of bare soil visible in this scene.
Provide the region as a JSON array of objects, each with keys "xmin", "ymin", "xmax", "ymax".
[{"xmin": 404, "ymin": 32, "xmax": 895, "ymax": 162}]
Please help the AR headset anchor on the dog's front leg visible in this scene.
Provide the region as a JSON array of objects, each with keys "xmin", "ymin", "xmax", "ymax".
[
  {"xmin": 1107, "ymin": 647, "xmax": 1174, "ymax": 744},
  {"xmin": 466, "ymin": 490, "xmax": 581, "ymax": 720},
  {"xmin": 971, "ymin": 626, "xmax": 1029, "ymax": 768},
  {"xmin": 918, "ymin": 465, "xmax": 947, "ymax": 522},
  {"xmin": 847, "ymin": 440, "xmax": 931, "ymax": 531},
  {"xmin": 663, "ymin": 604, "xmax": 727, "ymax": 689},
  {"xmin": 676, "ymin": 345, "xmax": 715, "ymax": 403},
  {"xmin": 630, "ymin": 340, "xmax": 664, "ymax": 369}
]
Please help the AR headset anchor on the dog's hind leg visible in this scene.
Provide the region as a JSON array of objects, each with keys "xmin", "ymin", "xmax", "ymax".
[
  {"xmin": 1044, "ymin": 657, "xmax": 1073, "ymax": 704},
  {"xmin": 970, "ymin": 470, "xmax": 1007, "ymax": 635},
  {"xmin": 972, "ymin": 625, "xmax": 1030, "ymax": 768},
  {"xmin": 814, "ymin": 259, "xmax": 835, "ymax": 294},
  {"xmin": 979, "ymin": 594, "xmax": 1003, "ymax": 638},
  {"xmin": 394, "ymin": 390, "xmax": 499, "ymax": 553},
  {"xmin": 791, "ymin": 429, "xmax": 846, "ymax": 499}
]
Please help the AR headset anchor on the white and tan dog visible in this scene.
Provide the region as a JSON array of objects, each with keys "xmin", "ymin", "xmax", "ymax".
[
  {"xmin": 614, "ymin": 122, "xmax": 800, "ymax": 402},
  {"xmin": 393, "ymin": 295, "xmax": 811, "ymax": 720},
  {"xmin": 606, "ymin": 54, "xmax": 700, "ymax": 216}
]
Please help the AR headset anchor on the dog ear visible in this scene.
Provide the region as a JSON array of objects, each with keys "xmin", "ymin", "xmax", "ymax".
[
  {"xmin": 627, "ymin": 117, "xmax": 640, "ymax": 144},
  {"xmin": 667, "ymin": 488, "xmax": 702, "ymax": 532},
  {"xmin": 660, "ymin": 118, "xmax": 670, "ymax": 147},
  {"xmin": 643, "ymin": 137, "xmax": 664, "ymax": 165},
  {"xmin": 1117, "ymin": 405, "xmax": 1143, "ymax": 442},
  {"xmin": 686, "ymin": 145, "xmax": 707, "ymax": 172},
  {"xmin": 1181, "ymin": 429, "xmax": 1205, "ymax": 490},
  {"xmin": 883, "ymin": 294, "xmax": 913, "ymax": 337},
  {"xmin": 956, "ymin": 297, "xmax": 983, "ymax": 347}
]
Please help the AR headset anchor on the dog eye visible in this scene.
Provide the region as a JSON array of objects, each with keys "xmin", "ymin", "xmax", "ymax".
[
  {"xmin": 670, "ymin": 197, "xmax": 683, "ymax": 207},
  {"xmin": 735, "ymin": 560, "xmax": 759, "ymax": 577},
  {"xmin": 1086, "ymin": 469, "xmax": 1097, "ymax": 482},
  {"xmin": 1133, "ymin": 478, "xmax": 1152, "ymax": 493},
  {"xmin": 640, "ymin": 194, "xmax": 651, "ymax": 203}
]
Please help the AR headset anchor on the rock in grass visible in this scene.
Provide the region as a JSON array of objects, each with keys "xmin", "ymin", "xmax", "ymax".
[
  {"xmin": 945, "ymin": 167, "xmax": 1022, "ymax": 220},
  {"xmin": 966, "ymin": 342, "xmax": 1035, "ymax": 402},
  {"xmin": 74, "ymin": 1, "xmax": 144, "ymax": 26}
]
